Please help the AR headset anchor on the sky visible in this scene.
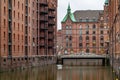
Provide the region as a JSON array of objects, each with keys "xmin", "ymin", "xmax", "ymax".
[{"xmin": 57, "ymin": 0, "xmax": 105, "ymax": 30}]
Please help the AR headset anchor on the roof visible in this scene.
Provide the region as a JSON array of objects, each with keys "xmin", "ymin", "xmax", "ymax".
[
  {"xmin": 74, "ymin": 10, "xmax": 103, "ymax": 22},
  {"xmin": 105, "ymin": 0, "xmax": 109, "ymax": 5},
  {"xmin": 61, "ymin": 4, "xmax": 76, "ymax": 23}
]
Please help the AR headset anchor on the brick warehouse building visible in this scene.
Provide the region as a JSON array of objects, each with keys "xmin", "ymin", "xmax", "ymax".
[
  {"xmin": 0, "ymin": 0, "xmax": 57, "ymax": 71},
  {"xmin": 61, "ymin": 3, "xmax": 109, "ymax": 54},
  {"xmin": 107, "ymin": 0, "xmax": 120, "ymax": 75}
]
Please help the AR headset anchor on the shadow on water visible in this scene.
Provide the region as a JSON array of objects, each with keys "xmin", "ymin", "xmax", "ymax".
[{"xmin": 0, "ymin": 65, "xmax": 113, "ymax": 80}]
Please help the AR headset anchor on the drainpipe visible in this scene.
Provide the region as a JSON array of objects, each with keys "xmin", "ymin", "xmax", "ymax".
[{"xmin": 0, "ymin": 0, "xmax": 1, "ymax": 72}]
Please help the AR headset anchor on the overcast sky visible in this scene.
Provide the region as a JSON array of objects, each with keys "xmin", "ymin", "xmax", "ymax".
[{"xmin": 57, "ymin": 0, "xmax": 105, "ymax": 30}]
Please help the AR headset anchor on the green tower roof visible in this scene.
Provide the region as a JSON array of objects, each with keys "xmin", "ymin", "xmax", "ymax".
[
  {"xmin": 61, "ymin": 4, "xmax": 76, "ymax": 23},
  {"xmin": 105, "ymin": 0, "xmax": 109, "ymax": 5}
]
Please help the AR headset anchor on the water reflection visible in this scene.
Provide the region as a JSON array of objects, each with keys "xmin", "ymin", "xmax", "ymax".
[
  {"xmin": 57, "ymin": 66, "xmax": 113, "ymax": 80},
  {"xmin": 0, "ymin": 65, "xmax": 113, "ymax": 80}
]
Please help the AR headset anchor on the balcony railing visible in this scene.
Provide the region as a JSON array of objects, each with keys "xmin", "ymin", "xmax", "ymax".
[
  {"xmin": 48, "ymin": 20, "xmax": 55, "ymax": 25},
  {"xmin": 48, "ymin": 12, "xmax": 55, "ymax": 18},
  {"xmin": 48, "ymin": 35, "xmax": 54, "ymax": 39},
  {"xmin": 40, "ymin": 7, "xmax": 48, "ymax": 14},
  {"xmin": 49, "ymin": 7, "xmax": 56, "ymax": 11},
  {"xmin": 48, "ymin": 29, "xmax": 54, "ymax": 32},
  {"xmin": 40, "ymin": 0, "xmax": 48, "ymax": 6},
  {"xmin": 40, "ymin": 16, "xmax": 48, "ymax": 22}
]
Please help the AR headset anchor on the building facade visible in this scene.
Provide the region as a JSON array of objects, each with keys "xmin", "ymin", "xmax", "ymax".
[
  {"xmin": 61, "ymin": 4, "xmax": 109, "ymax": 55},
  {"xmin": 57, "ymin": 30, "xmax": 62, "ymax": 55},
  {"xmin": 108, "ymin": 0, "xmax": 120, "ymax": 75},
  {"xmin": 0, "ymin": 0, "xmax": 57, "ymax": 71}
]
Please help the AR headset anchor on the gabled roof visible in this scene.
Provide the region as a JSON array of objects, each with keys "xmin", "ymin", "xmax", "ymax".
[
  {"xmin": 61, "ymin": 4, "xmax": 76, "ymax": 23},
  {"xmin": 74, "ymin": 10, "xmax": 103, "ymax": 22}
]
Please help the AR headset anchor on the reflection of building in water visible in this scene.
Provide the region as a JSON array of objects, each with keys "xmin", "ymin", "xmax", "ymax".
[
  {"xmin": 60, "ymin": 67, "xmax": 112, "ymax": 80},
  {"xmin": 57, "ymin": 70, "xmax": 62, "ymax": 80}
]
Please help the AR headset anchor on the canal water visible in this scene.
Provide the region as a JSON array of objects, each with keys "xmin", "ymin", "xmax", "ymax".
[{"xmin": 0, "ymin": 65, "xmax": 113, "ymax": 80}]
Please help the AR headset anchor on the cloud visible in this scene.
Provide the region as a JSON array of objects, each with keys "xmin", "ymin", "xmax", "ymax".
[{"xmin": 57, "ymin": 0, "xmax": 105, "ymax": 30}]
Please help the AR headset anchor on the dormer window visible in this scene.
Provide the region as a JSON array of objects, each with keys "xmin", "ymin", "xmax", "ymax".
[
  {"xmin": 79, "ymin": 19, "xmax": 82, "ymax": 22},
  {"xmin": 86, "ymin": 17, "xmax": 89, "ymax": 22}
]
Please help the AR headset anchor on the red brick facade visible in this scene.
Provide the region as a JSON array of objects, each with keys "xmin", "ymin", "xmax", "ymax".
[{"xmin": 0, "ymin": 0, "xmax": 57, "ymax": 71}]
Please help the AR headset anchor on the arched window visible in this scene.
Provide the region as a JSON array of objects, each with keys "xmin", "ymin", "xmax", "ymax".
[
  {"xmin": 79, "ymin": 25, "xmax": 82, "ymax": 29},
  {"xmin": 69, "ymin": 36, "xmax": 72, "ymax": 41},
  {"xmin": 93, "ymin": 24, "xmax": 96, "ymax": 29},
  {"xmin": 18, "ymin": 1, "xmax": 19, "ymax": 9},
  {"xmin": 100, "ymin": 36, "xmax": 104, "ymax": 41},
  {"xmin": 79, "ymin": 36, "xmax": 82, "ymax": 41},
  {"xmin": 86, "ymin": 24, "xmax": 89, "ymax": 29},
  {"xmin": 86, "ymin": 36, "xmax": 89, "ymax": 40},
  {"xmin": 86, "ymin": 49, "xmax": 89, "ymax": 53},
  {"xmin": 92, "ymin": 36, "xmax": 96, "ymax": 40},
  {"xmin": 66, "ymin": 26, "xmax": 68, "ymax": 29}
]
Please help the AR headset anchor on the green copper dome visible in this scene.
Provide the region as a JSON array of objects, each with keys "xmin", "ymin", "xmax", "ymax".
[{"xmin": 61, "ymin": 4, "xmax": 76, "ymax": 23}]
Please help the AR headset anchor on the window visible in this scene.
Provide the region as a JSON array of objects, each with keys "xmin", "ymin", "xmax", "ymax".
[
  {"xmin": 69, "ymin": 30, "xmax": 72, "ymax": 34},
  {"xmin": 79, "ymin": 43, "xmax": 82, "ymax": 47},
  {"xmin": 22, "ymin": 35, "xmax": 23, "ymax": 41},
  {"xmin": 14, "ymin": 0, "xmax": 15, "ymax": 6},
  {"xmin": 22, "ymin": 46, "xmax": 23, "ymax": 52},
  {"xmin": 86, "ymin": 36, "xmax": 89, "ymax": 40},
  {"xmin": 14, "ymin": 45, "xmax": 15, "ymax": 51},
  {"xmin": 100, "ymin": 31, "xmax": 103, "ymax": 34},
  {"xmin": 22, "ymin": 24, "xmax": 23, "ymax": 32},
  {"xmin": 66, "ymin": 36, "xmax": 69, "ymax": 42},
  {"xmin": 100, "ymin": 26, "xmax": 104, "ymax": 29},
  {"xmin": 66, "ymin": 30, "xmax": 71, "ymax": 35},
  {"xmin": 86, "ymin": 24, "xmax": 89, "ymax": 30},
  {"xmin": 100, "ymin": 36, "xmax": 104, "ymax": 41},
  {"xmin": 92, "ymin": 36, "xmax": 96, "ymax": 40},
  {"xmin": 70, "ymin": 43, "xmax": 72, "ymax": 48},
  {"xmin": 79, "ymin": 30, "xmax": 82, "ymax": 35},
  {"xmin": 69, "ymin": 26, "xmax": 72, "ymax": 29},
  {"xmin": 18, "ymin": 12, "xmax": 19, "ymax": 19},
  {"xmin": 86, "ymin": 43, "xmax": 89, "ymax": 47},
  {"xmin": 13, "ymin": 33, "xmax": 15, "ymax": 40},
  {"xmin": 4, "ymin": 32, "xmax": 5, "ymax": 39},
  {"xmin": 86, "ymin": 49, "xmax": 89, "ymax": 53},
  {"xmin": 86, "ymin": 18, "xmax": 89, "ymax": 22},
  {"xmin": 93, "ymin": 43, "xmax": 96, "ymax": 47},
  {"xmin": 22, "ymin": 14, "xmax": 23, "ymax": 21},
  {"xmin": 18, "ymin": 1, "xmax": 20, "ymax": 9},
  {"xmin": 14, "ymin": 22, "xmax": 15, "ymax": 30},
  {"xmin": 93, "ymin": 24, "xmax": 96, "ymax": 29},
  {"xmin": 66, "ymin": 26, "xmax": 68, "ymax": 29},
  {"xmin": 4, "ymin": 7, "xmax": 6, "ymax": 15},
  {"xmin": 22, "ymin": 3, "xmax": 23, "ymax": 10},
  {"xmin": 79, "ymin": 25, "xmax": 82, "ymax": 29},
  {"xmin": 86, "ymin": 31, "xmax": 89, "ymax": 35},
  {"xmin": 93, "ymin": 31, "xmax": 96, "ymax": 34},
  {"xmin": 69, "ymin": 36, "xmax": 72, "ymax": 41},
  {"xmin": 18, "ymin": 45, "xmax": 19, "ymax": 52},
  {"xmin": 79, "ymin": 19, "xmax": 82, "ymax": 22},
  {"xmin": 100, "ymin": 43, "xmax": 104, "ymax": 47},
  {"xmin": 18, "ymin": 23, "xmax": 19, "ymax": 31},
  {"xmin": 66, "ymin": 43, "xmax": 69, "ymax": 48},
  {"xmin": 79, "ymin": 36, "xmax": 82, "ymax": 41},
  {"xmin": 4, "ymin": 44, "xmax": 5, "ymax": 52},
  {"xmin": 4, "ymin": 19, "xmax": 6, "ymax": 27},
  {"xmin": 14, "ymin": 11, "xmax": 15, "ymax": 18},
  {"xmin": 33, "ymin": 2, "xmax": 34, "ymax": 7},
  {"xmin": 18, "ymin": 34, "xmax": 19, "ymax": 41}
]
